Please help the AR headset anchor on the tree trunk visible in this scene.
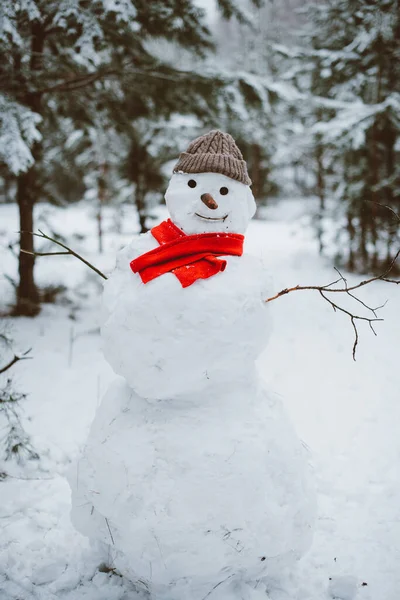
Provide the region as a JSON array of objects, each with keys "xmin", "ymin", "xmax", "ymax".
[
  {"xmin": 135, "ymin": 177, "xmax": 148, "ymax": 234},
  {"xmin": 384, "ymin": 120, "xmax": 397, "ymax": 268},
  {"xmin": 315, "ymin": 137, "xmax": 325, "ymax": 255},
  {"xmin": 15, "ymin": 166, "xmax": 40, "ymax": 315},
  {"xmin": 368, "ymin": 35, "xmax": 383, "ymax": 273},
  {"xmin": 347, "ymin": 206, "xmax": 355, "ymax": 272},
  {"xmin": 15, "ymin": 22, "xmax": 45, "ymax": 316},
  {"xmin": 359, "ymin": 200, "xmax": 369, "ymax": 272},
  {"xmin": 251, "ymin": 143, "xmax": 262, "ymax": 201},
  {"xmin": 97, "ymin": 202, "xmax": 103, "ymax": 254},
  {"xmin": 97, "ymin": 162, "xmax": 108, "ymax": 254}
]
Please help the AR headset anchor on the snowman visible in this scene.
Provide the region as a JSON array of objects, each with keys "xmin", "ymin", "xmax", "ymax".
[{"xmin": 69, "ymin": 131, "xmax": 316, "ymax": 600}]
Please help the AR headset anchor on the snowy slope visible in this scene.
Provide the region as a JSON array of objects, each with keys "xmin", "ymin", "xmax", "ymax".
[{"xmin": 0, "ymin": 199, "xmax": 399, "ymax": 600}]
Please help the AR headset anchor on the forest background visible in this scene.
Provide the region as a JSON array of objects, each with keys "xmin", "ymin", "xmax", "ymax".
[{"xmin": 1, "ymin": 0, "xmax": 399, "ymax": 317}]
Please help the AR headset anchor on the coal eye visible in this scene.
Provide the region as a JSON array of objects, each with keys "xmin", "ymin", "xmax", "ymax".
[
  {"xmin": 188, "ymin": 179, "xmax": 197, "ymax": 188},
  {"xmin": 220, "ymin": 187, "xmax": 229, "ymax": 195}
]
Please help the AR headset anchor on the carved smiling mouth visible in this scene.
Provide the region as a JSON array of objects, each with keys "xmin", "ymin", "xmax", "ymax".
[{"xmin": 194, "ymin": 212, "xmax": 229, "ymax": 222}]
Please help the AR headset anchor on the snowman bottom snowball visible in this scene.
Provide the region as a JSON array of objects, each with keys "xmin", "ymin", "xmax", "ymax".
[{"xmin": 70, "ymin": 378, "xmax": 316, "ymax": 599}]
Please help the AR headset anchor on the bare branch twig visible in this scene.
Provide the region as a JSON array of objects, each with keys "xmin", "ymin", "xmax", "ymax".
[
  {"xmin": 368, "ymin": 200, "xmax": 400, "ymax": 223},
  {"xmin": 0, "ymin": 349, "xmax": 32, "ymax": 375},
  {"xmin": 21, "ymin": 230, "xmax": 108, "ymax": 281},
  {"xmin": 105, "ymin": 517, "xmax": 115, "ymax": 545},
  {"xmin": 266, "ymin": 249, "xmax": 400, "ymax": 303},
  {"xmin": 20, "ymin": 250, "xmax": 70, "ymax": 256},
  {"xmin": 266, "ymin": 249, "xmax": 399, "ymax": 360}
]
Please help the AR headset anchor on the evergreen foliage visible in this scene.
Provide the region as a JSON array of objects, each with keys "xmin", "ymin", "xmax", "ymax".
[
  {"xmin": 283, "ymin": 0, "xmax": 400, "ymax": 271},
  {"xmin": 1, "ymin": 0, "xmax": 398, "ymax": 316},
  {"xmin": 213, "ymin": 2, "xmax": 289, "ymax": 203},
  {"xmin": 0, "ymin": 328, "xmax": 39, "ymax": 479}
]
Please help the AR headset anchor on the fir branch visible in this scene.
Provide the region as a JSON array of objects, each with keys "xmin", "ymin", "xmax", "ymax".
[
  {"xmin": 31, "ymin": 63, "xmax": 190, "ymax": 96},
  {"xmin": 33, "ymin": 69, "xmax": 118, "ymax": 95},
  {"xmin": 1, "ymin": 379, "xmax": 40, "ymax": 470}
]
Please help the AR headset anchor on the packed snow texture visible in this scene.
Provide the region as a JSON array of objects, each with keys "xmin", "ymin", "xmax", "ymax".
[
  {"xmin": 328, "ymin": 575, "xmax": 358, "ymax": 600},
  {"xmin": 70, "ymin": 377, "xmax": 315, "ymax": 598},
  {"xmin": 165, "ymin": 172, "xmax": 257, "ymax": 234}
]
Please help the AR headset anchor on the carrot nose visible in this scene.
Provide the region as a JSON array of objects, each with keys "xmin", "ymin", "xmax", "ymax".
[{"xmin": 201, "ymin": 193, "xmax": 218, "ymax": 210}]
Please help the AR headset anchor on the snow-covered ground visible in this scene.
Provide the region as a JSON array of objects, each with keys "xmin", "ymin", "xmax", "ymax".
[{"xmin": 0, "ymin": 199, "xmax": 399, "ymax": 600}]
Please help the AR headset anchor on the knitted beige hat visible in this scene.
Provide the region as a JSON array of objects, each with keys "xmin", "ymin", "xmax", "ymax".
[{"xmin": 173, "ymin": 130, "xmax": 251, "ymax": 186}]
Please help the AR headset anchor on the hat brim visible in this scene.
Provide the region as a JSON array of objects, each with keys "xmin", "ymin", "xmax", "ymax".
[{"xmin": 173, "ymin": 152, "xmax": 252, "ymax": 186}]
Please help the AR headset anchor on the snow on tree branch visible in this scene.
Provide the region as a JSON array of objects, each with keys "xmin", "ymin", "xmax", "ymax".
[
  {"xmin": 312, "ymin": 95, "xmax": 400, "ymax": 149},
  {"xmin": 0, "ymin": 95, "xmax": 42, "ymax": 174}
]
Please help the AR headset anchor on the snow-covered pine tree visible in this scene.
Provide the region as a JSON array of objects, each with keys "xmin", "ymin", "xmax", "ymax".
[
  {"xmin": 0, "ymin": 0, "xmax": 214, "ymax": 315},
  {"xmin": 301, "ymin": 0, "xmax": 400, "ymax": 272},
  {"xmin": 120, "ymin": 116, "xmax": 202, "ymax": 233},
  {"xmin": 272, "ymin": 7, "xmax": 339, "ymax": 251},
  {"xmin": 212, "ymin": 1, "xmax": 286, "ymax": 203}
]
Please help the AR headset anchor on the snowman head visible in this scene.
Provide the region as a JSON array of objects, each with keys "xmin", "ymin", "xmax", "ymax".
[{"xmin": 165, "ymin": 130, "xmax": 256, "ymax": 235}]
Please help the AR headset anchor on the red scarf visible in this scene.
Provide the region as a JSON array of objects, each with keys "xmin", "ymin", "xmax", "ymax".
[{"xmin": 130, "ymin": 219, "xmax": 244, "ymax": 288}]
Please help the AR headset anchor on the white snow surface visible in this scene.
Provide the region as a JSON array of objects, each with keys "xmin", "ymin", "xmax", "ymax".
[
  {"xmin": 328, "ymin": 575, "xmax": 358, "ymax": 600},
  {"xmin": 0, "ymin": 198, "xmax": 399, "ymax": 599}
]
